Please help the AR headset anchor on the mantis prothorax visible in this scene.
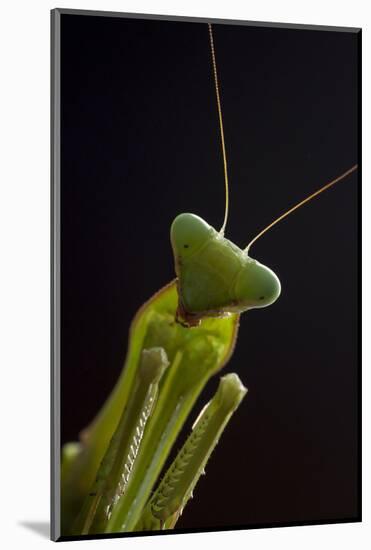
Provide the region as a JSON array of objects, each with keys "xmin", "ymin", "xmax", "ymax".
[{"xmin": 60, "ymin": 22, "xmax": 357, "ymax": 536}]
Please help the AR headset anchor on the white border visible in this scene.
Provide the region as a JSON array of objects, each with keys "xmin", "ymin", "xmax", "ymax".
[{"xmin": 0, "ymin": 1, "xmax": 368, "ymax": 548}]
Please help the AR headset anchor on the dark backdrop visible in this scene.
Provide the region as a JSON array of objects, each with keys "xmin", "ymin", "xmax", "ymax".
[{"xmin": 60, "ymin": 13, "xmax": 359, "ymax": 532}]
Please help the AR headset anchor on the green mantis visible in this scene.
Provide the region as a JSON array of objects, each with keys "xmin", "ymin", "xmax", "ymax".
[
  {"xmin": 61, "ymin": 281, "xmax": 240, "ymax": 534},
  {"xmin": 60, "ymin": 22, "xmax": 357, "ymax": 537}
]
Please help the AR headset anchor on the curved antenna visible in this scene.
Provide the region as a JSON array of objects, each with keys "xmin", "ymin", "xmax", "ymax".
[
  {"xmin": 245, "ymin": 164, "xmax": 358, "ymax": 253},
  {"xmin": 208, "ymin": 23, "xmax": 229, "ymax": 235}
]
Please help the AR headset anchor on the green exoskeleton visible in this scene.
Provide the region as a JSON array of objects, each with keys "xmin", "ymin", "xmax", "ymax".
[
  {"xmin": 171, "ymin": 213, "xmax": 281, "ymax": 326},
  {"xmin": 61, "ymin": 282, "xmax": 240, "ymax": 535},
  {"xmin": 136, "ymin": 373, "xmax": 247, "ymax": 531},
  {"xmin": 60, "ymin": 23, "xmax": 357, "ymax": 537}
]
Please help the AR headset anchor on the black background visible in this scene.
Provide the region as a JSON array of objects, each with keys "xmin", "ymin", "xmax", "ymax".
[{"xmin": 60, "ymin": 13, "xmax": 359, "ymax": 531}]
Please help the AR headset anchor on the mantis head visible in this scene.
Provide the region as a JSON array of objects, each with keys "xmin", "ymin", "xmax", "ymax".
[{"xmin": 170, "ymin": 213, "xmax": 281, "ymax": 326}]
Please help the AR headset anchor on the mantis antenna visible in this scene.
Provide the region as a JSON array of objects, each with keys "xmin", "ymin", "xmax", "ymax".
[
  {"xmin": 208, "ymin": 23, "xmax": 229, "ymax": 235},
  {"xmin": 245, "ymin": 164, "xmax": 358, "ymax": 253}
]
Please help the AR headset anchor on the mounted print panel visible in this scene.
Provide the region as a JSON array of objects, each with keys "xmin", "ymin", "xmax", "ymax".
[{"xmin": 51, "ymin": 8, "xmax": 361, "ymax": 542}]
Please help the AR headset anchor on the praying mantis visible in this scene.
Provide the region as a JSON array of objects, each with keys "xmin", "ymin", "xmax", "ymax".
[{"xmin": 60, "ymin": 20, "xmax": 358, "ymax": 537}]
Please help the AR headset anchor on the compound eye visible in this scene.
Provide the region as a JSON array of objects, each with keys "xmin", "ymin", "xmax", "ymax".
[
  {"xmin": 170, "ymin": 213, "xmax": 214, "ymax": 255},
  {"xmin": 235, "ymin": 259, "xmax": 281, "ymax": 309}
]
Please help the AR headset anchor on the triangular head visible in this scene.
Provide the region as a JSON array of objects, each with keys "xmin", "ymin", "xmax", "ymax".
[{"xmin": 170, "ymin": 213, "xmax": 281, "ymax": 326}]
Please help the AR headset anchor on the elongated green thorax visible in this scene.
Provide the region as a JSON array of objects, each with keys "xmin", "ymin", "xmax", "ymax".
[{"xmin": 171, "ymin": 213, "xmax": 281, "ymax": 326}]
